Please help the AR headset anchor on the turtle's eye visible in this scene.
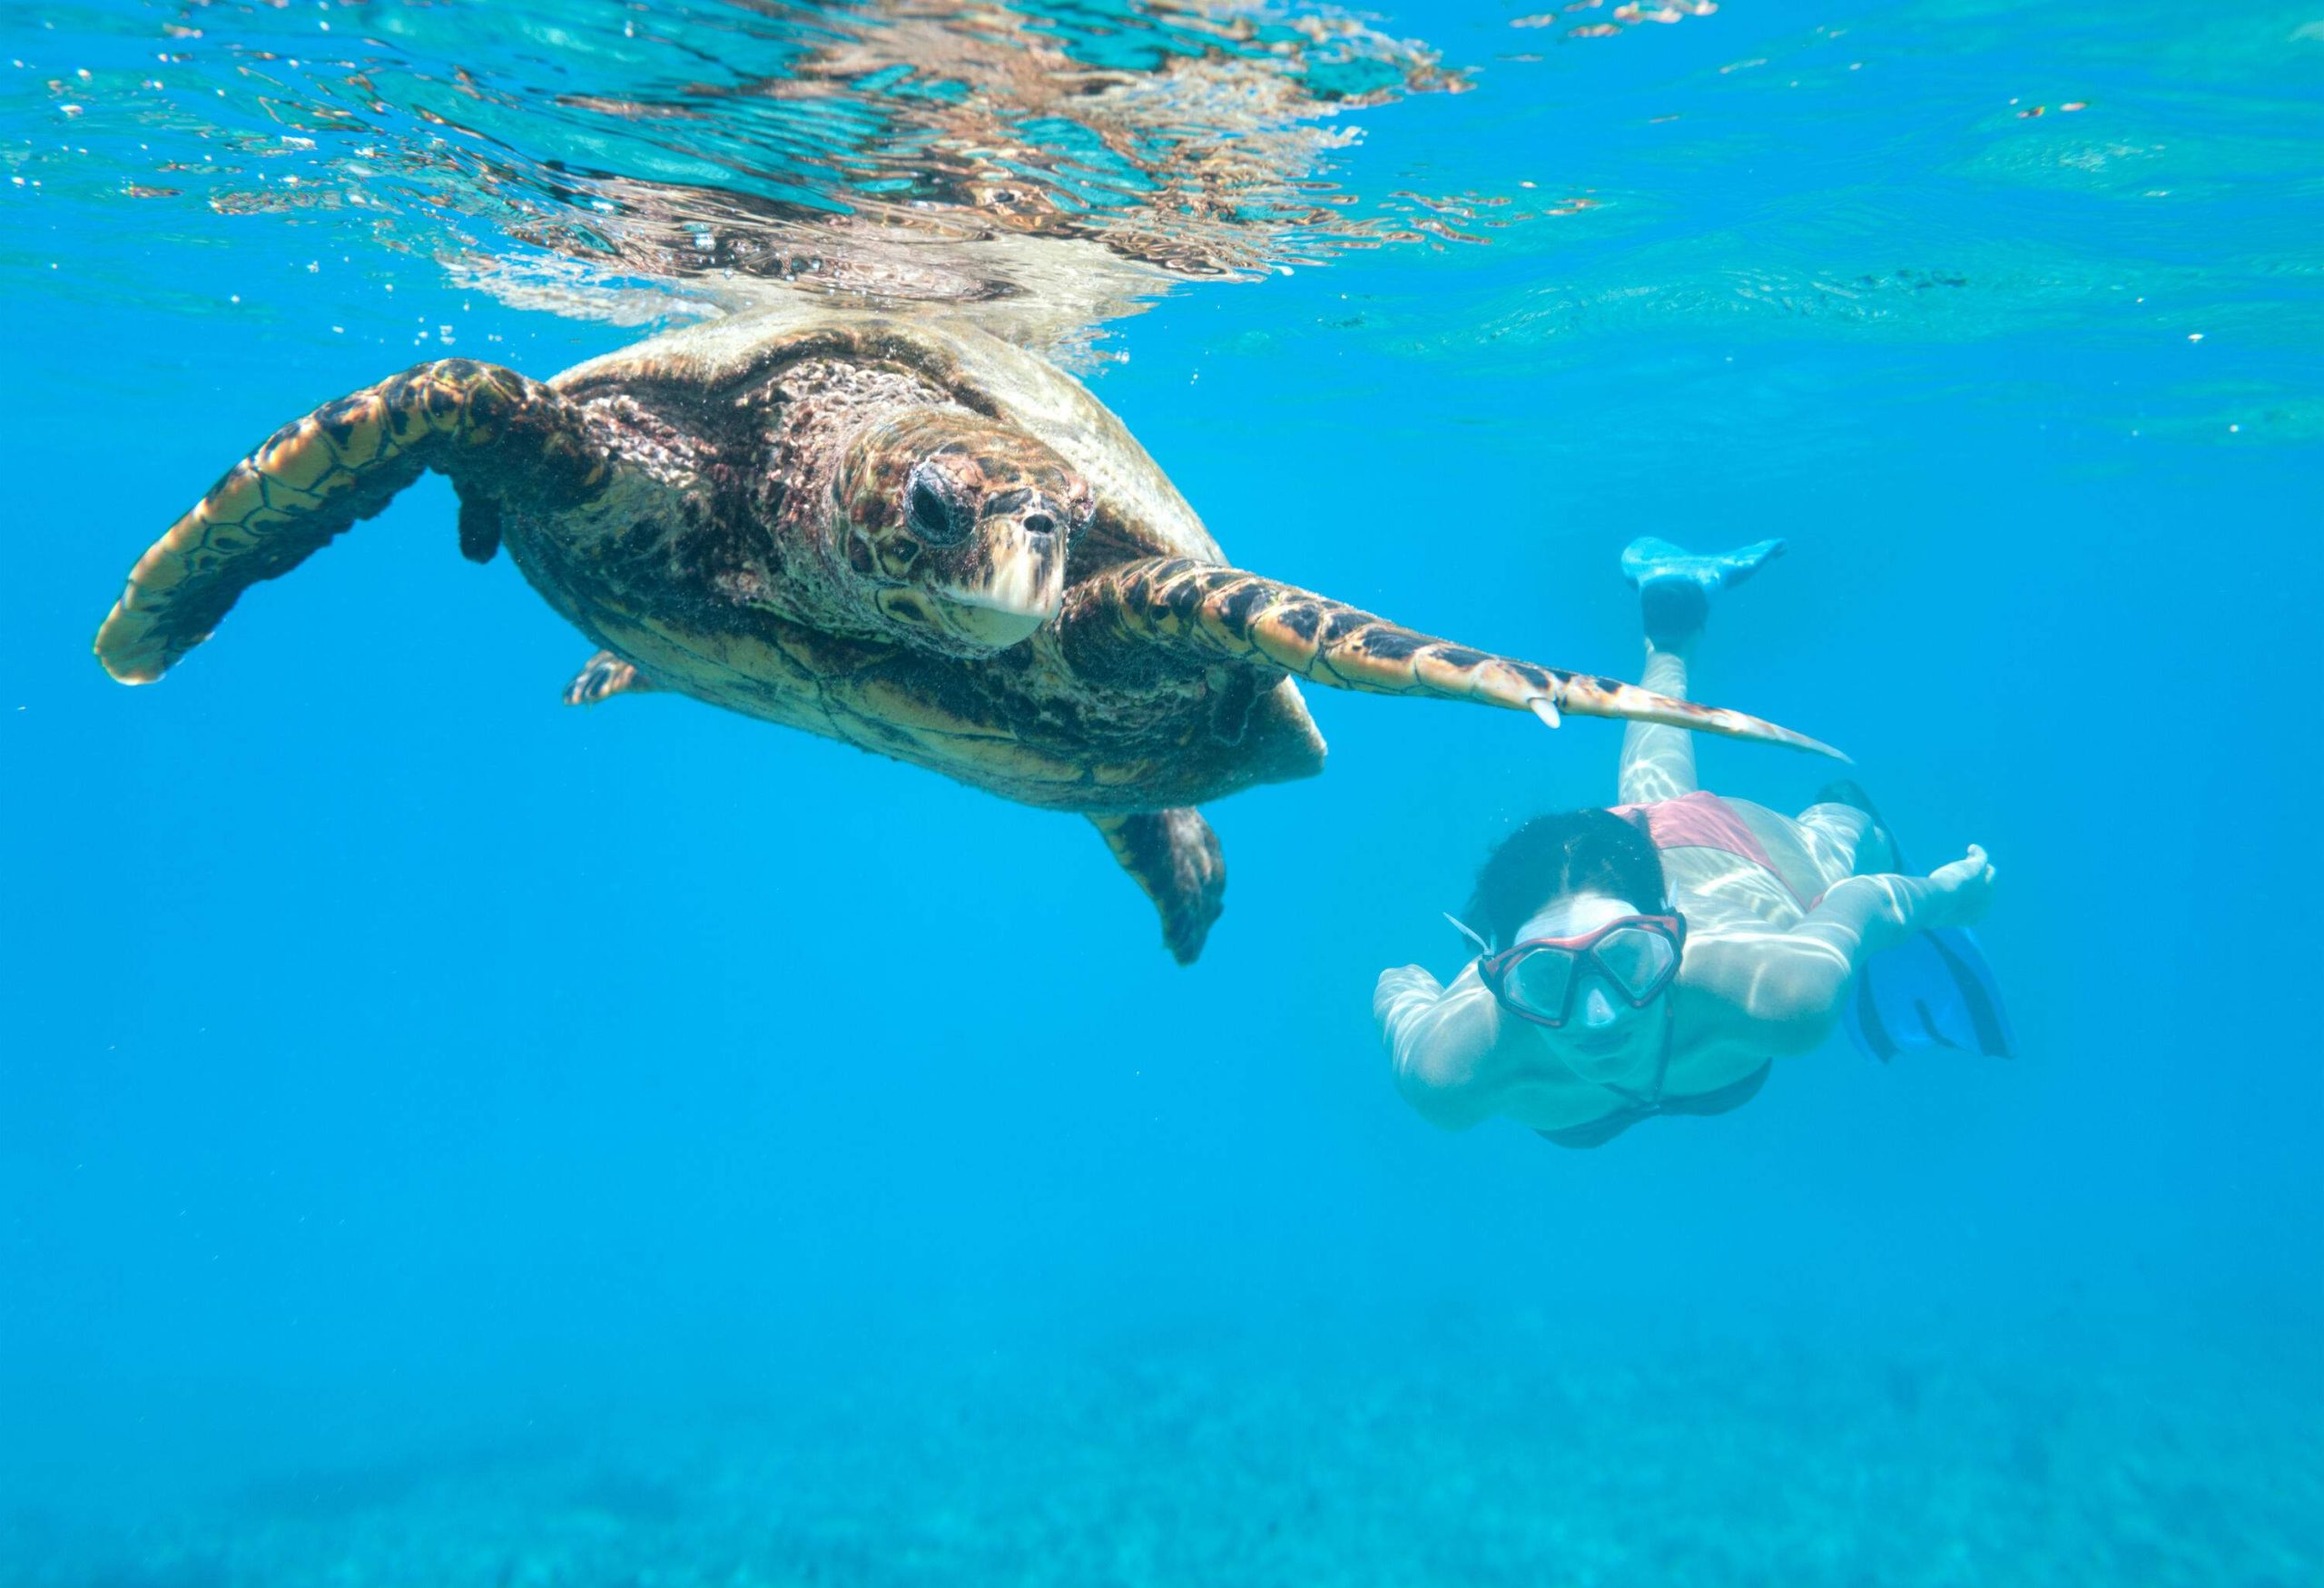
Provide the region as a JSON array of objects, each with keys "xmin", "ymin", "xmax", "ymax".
[{"xmin": 906, "ymin": 465, "xmax": 971, "ymax": 547}]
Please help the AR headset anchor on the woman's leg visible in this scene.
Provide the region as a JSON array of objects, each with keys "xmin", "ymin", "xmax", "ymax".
[
  {"xmin": 1614, "ymin": 538, "xmax": 1786, "ymax": 806},
  {"xmin": 1796, "ymin": 780, "xmax": 1900, "ymax": 884},
  {"xmin": 1794, "ymin": 801, "xmax": 1889, "ymax": 890},
  {"xmin": 1619, "ymin": 644, "xmax": 1699, "ymax": 805}
]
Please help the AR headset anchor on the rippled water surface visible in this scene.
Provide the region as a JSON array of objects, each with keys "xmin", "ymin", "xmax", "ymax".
[{"xmin": 3, "ymin": 2, "xmax": 2319, "ymax": 1585}]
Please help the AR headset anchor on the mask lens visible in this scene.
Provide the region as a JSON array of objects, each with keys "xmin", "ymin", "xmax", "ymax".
[
  {"xmin": 1503, "ymin": 948, "xmax": 1578, "ymax": 1023},
  {"xmin": 1594, "ymin": 925, "xmax": 1678, "ymax": 1001}
]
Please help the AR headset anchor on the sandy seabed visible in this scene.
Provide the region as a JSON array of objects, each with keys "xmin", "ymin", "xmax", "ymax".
[{"xmin": 5, "ymin": 1314, "xmax": 2316, "ymax": 1588}]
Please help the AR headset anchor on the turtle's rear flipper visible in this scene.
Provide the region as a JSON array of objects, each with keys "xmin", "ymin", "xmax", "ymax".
[
  {"xmin": 1057, "ymin": 557, "xmax": 1845, "ymax": 760},
  {"xmin": 94, "ymin": 360, "xmax": 607, "ymax": 684},
  {"xmin": 1090, "ymin": 808, "xmax": 1225, "ymax": 964},
  {"xmin": 563, "ymin": 650, "xmax": 659, "ymax": 705}
]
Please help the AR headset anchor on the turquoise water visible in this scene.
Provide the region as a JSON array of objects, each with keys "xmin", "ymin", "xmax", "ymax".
[{"xmin": 3, "ymin": 1, "xmax": 2320, "ymax": 1583}]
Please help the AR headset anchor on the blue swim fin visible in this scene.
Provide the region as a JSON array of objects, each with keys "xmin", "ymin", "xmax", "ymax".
[
  {"xmin": 1620, "ymin": 537, "xmax": 1786, "ymax": 648},
  {"xmin": 1843, "ymin": 926, "xmax": 2017, "ymax": 1061},
  {"xmin": 1819, "ymin": 780, "xmax": 2016, "ymax": 1062}
]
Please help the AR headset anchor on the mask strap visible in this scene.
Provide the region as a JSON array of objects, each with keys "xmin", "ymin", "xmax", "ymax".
[{"xmin": 1443, "ymin": 912, "xmax": 1493, "ymax": 958}]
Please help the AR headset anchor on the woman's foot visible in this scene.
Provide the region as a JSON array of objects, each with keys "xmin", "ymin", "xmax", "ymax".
[{"xmin": 1620, "ymin": 537, "xmax": 1786, "ymax": 647}]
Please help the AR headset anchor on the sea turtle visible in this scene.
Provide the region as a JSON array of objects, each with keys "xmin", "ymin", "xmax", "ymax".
[{"xmin": 94, "ymin": 307, "xmax": 1835, "ymax": 962}]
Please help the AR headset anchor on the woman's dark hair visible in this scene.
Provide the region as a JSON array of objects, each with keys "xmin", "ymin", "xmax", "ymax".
[{"xmin": 1464, "ymin": 808, "xmax": 1671, "ymax": 951}]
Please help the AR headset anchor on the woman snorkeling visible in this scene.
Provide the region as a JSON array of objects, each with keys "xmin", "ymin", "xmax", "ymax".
[{"xmin": 1374, "ymin": 539, "xmax": 2010, "ymax": 1147}]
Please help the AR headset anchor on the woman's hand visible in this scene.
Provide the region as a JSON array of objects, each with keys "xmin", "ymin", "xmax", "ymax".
[
  {"xmin": 1374, "ymin": 964, "xmax": 1445, "ymax": 1024},
  {"xmin": 1921, "ymin": 843, "xmax": 1996, "ymax": 930}
]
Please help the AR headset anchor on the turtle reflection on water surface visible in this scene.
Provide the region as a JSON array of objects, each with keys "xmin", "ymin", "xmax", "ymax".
[{"xmin": 93, "ymin": 308, "xmax": 1837, "ymax": 961}]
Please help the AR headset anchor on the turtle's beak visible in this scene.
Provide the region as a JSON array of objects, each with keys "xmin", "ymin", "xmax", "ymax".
[{"xmin": 931, "ymin": 493, "xmax": 1070, "ymax": 650}]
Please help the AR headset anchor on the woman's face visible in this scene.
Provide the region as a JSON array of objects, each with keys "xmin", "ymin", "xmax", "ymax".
[{"xmin": 1508, "ymin": 891, "xmax": 1670, "ymax": 1087}]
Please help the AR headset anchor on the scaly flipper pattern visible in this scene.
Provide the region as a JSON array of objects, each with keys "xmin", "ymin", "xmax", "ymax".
[
  {"xmin": 1058, "ymin": 557, "xmax": 1843, "ymax": 759},
  {"xmin": 94, "ymin": 360, "xmax": 607, "ymax": 684},
  {"xmin": 1088, "ymin": 808, "xmax": 1226, "ymax": 965}
]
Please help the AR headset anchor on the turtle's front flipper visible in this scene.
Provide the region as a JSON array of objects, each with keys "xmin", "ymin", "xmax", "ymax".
[
  {"xmin": 562, "ymin": 650, "xmax": 659, "ymax": 706},
  {"xmin": 1090, "ymin": 808, "xmax": 1226, "ymax": 964},
  {"xmin": 94, "ymin": 360, "xmax": 607, "ymax": 684},
  {"xmin": 1056, "ymin": 557, "xmax": 1845, "ymax": 759}
]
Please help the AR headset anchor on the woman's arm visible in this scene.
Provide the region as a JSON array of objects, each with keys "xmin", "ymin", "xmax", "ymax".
[
  {"xmin": 1682, "ymin": 846, "xmax": 1996, "ymax": 1055},
  {"xmin": 1374, "ymin": 961, "xmax": 1512, "ymax": 1129}
]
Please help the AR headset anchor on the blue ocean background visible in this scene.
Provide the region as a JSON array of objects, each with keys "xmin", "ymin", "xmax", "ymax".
[{"xmin": 3, "ymin": 1, "xmax": 2319, "ymax": 1582}]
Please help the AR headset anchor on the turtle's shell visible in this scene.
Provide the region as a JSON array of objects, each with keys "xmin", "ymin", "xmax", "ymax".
[{"xmin": 551, "ymin": 305, "xmax": 1225, "ymax": 576}]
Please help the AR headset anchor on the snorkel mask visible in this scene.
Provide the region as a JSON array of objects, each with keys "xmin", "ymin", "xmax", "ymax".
[{"xmin": 1447, "ymin": 912, "xmax": 1687, "ymax": 1029}]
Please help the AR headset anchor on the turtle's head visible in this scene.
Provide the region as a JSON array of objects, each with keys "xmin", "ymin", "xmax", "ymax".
[{"xmin": 834, "ymin": 409, "xmax": 1092, "ymax": 655}]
